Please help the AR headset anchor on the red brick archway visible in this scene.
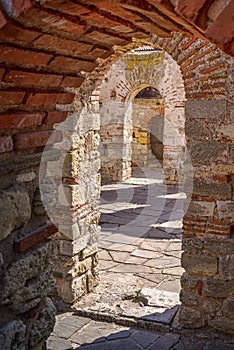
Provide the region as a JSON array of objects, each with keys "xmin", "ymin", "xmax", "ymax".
[{"xmin": 0, "ymin": 1, "xmax": 233, "ymax": 348}]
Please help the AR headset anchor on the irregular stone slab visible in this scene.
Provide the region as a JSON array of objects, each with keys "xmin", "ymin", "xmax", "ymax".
[
  {"xmin": 47, "ymin": 336, "xmax": 73, "ymax": 350},
  {"xmin": 106, "ymin": 243, "xmax": 137, "ymax": 252},
  {"xmin": 109, "ymin": 264, "xmax": 153, "ymax": 274},
  {"xmin": 140, "ymin": 240, "xmax": 170, "ymax": 252},
  {"xmin": 124, "ymin": 256, "xmax": 148, "ymax": 265},
  {"xmin": 131, "ymin": 329, "xmax": 160, "ymax": 348},
  {"xmin": 136, "ymin": 273, "xmax": 165, "ymax": 285},
  {"xmin": 61, "ymin": 315, "xmax": 90, "ymax": 329},
  {"xmin": 109, "ymin": 251, "xmax": 130, "ymax": 263},
  {"xmin": 131, "ymin": 249, "xmax": 162, "ymax": 259},
  {"xmin": 141, "ymin": 306, "xmax": 179, "ymax": 324},
  {"xmin": 98, "ymin": 250, "xmax": 112, "ymax": 261},
  {"xmin": 144, "ymin": 256, "xmax": 180, "ymax": 269},
  {"xmin": 162, "ymin": 266, "xmax": 184, "ymax": 276},
  {"xmin": 99, "ymin": 260, "xmax": 118, "ymax": 271},
  {"xmin": 149, "ymin": 333, "xmax": 180, "ymax": 350},
  {"xmin": 206, "ymin": 342, "xmax": 234, "ymax": 350},
  {"xmin": 139, "ymin": 288, "xmax": 180, "ymax": 308},
  {"xmin": 157, "ymin": 278, "xmax": 181, "ymax": 293}
]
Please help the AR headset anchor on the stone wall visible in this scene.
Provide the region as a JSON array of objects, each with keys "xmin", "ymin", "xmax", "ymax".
[
  {"xmin": 98, "ymin": 49, "xmax": 186, "ymax": 184},
  {"xmin": 131, "ymin": 98, "xmax": 164, "ymax": 168},
  {"xmin": 0, "ymin": 1, "xmax": 233, "ymax": 348}
]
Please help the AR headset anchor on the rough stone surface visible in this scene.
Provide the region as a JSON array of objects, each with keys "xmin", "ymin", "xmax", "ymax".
[
  {"xmin": 0, "ymin": 185, "xmax": 31, "ymax": 240},
  {"xmin": 0, "ymin": 320, "xmax": 26, "ymax": 350},
  {"xmin": 29, "ymin": 298, "xmax": 56, "ymax": 349}
]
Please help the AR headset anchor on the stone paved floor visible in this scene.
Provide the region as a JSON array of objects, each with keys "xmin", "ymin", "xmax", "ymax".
[
  {"xmin": 48, "ymin": 168, "xmax": 234, "ymax": 349},
  {"xmin": 47, "ymin": 312, "xmax": 234, "ymax": 350},
  {"xmin": 74, "ymin": 167, "xmax": 186, "ymax": 320}
]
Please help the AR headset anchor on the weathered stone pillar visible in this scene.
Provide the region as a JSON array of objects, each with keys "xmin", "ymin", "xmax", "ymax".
[
  {"xmin": 40, "ymin": 98, "xmax": 101, "ymax": 304},
  {"xmin": 180, "ymin": 99, "xmax": 234, "ymax": 333}
]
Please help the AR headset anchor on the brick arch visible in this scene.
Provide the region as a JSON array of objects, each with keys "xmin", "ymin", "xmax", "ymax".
[
  {"xmin": 94, "ymin": 48, "xmax": 186, "ymax": 184},
  {"xmin": 0, "ymin": 2, "xmax": 233, "ymax": 349}
]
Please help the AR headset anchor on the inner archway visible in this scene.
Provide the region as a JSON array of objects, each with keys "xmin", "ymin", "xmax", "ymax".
[{"xmin": 132, "ymin": 86, "xmax": 164, "ymax": 169}]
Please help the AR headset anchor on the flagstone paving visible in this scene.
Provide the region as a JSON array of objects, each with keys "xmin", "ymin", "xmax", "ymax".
[
  {"xmin": 74, "ymin": 168, "xmax": 185, "ymax": 316},
  {"xmin": 47, "ymin": 312, "xmax": 234, "ymax": 350},
  {"xmin": 48, "ymin": 168, "xmax": 234, "ymax": 349}
]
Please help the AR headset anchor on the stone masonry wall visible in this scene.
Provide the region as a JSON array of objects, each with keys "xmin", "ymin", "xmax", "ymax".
[
  {"xmin": 98, "ymin": 49, "xmax": 186, "ymax": 184},
  {"xmin": 131, "ymin": 98, "xmax": 164, "ymax": 168},
  {"xmin": 0, "ymin": 1, "xmax": 233, "ymax": 349}
]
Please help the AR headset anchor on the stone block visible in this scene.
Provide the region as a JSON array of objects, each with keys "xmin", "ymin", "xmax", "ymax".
[
  {"xmin": 16, "ymin": 171, "xmax": 36, "ymax": 182},
  {"xmin": 29, "ymin": 297, "xmax": 56, "ymax": 349},
  {"xmin": 79, "ymin": 246, "xmax": 98, "ymax": 260},
  {"xmin": 179, "ymin": 305, "xmax": 203, "ymax": 328},
  {"xmin": 181, "ymin": 252, "xmax": 218, "ymax": 276},
  {"xmin": 0, "ymin": 185, "xmax": 31, "ymax": 240},
  {"xmin": 59, "ymin": 240, "xmax": 73, "ymax": 256},
  {"xmin": 58, "ymin": 223, "xmax": 80, "ymax": 241},
  {"xmin": 217, "ymin": 201, "xmax": 234, "ymax": 220},
  {"xmin": 208, "ymin": 317, "xmax": 234, "ymax": 335},
  {"xmin": 0, "ymin": 320, "xmax": 26, "ymax": 350},
  {"xmin": 219, "ymin": 255, "xmax": 234, "ymax": 278},
  {"xmin": 73, "ymin": 257, "xmax": 92, "ymax": 277},
  {"xmin": 217, "ymin": 124, "xmax": 234, "ymax": 140},
  {"xmin": 3, "ymin": 265, "xmax": 54, "ymax": 313},
  {"xmin": 60, "ymin": 281, "xmax": 74, "ymax": 303},
  {"xmin": 188, "ymin": 142, "xmax": 229, "ymax": 164},
  {"xmin": 186, "ymin": 201, "xmax": 215, "ymax": 217},
  {"xmin": 185, "ymin": 118, "xmax": 210, "ymax": 140},
  {"xmin": 72, "ymin": 274, "xmax": 87, "ymax": 300},
  {"xmin": 181, "ymin": 272, "xmax": 199, "ymax": 290},
  {"xmin": 180, "ymin": 289, "xmax": 198, "ymax": 305},
  {"xmin": 58, "ymin": 183, "xmax": 84, "ymax": 207},
  {"xmin": 1, "ymin": 243, "xmax": 53, "ymax": 303},
  {"xmin": 185, "ymin": 100, "xmax": 227, "ymax": 119},
  {"xmin": 186, "ymin": 180, "xmax": 232, "ymax": 200},
  {"xmin": 204, "ymin": 278, "xmax": 234, "ymax": 298},
  {"xmin": 223, "ymin": 297, "xmax": 234, "ymax": 320}
]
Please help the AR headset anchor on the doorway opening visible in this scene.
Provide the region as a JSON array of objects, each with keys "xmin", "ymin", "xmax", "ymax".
[{"xmin": 75, "ymin": 49, "xmax": 187, "ymax": 328}]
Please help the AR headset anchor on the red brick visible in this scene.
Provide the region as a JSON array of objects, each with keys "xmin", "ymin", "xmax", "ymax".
[
  {"xmin": 134, "ymin": 21, "xmax": 169, "ymax": 37},
  {"xmin": 200, "ymin": 63, "xmax": 226, "ymax": 74},
  {"xmin": 212, "ymin": 175, "xmax": 228, "ymax": 183},
  {"xmin": 80, "ymin": 0, "xmax": 142, "ymax": 22},
  {"xmin": 80, "ymin": 11, "xmax": 132, "ymax": 33},
  {"xmin": 176, "ymin": 0, "xmax": 207, "ymax": 21},
  {"xmin": 0, "ymin": 68, "xmax": 5, "ymax": 80},
  {"xmin": 60, "ymin": 76, "xmax": 84, "ymax": 88},
  {"xmin": 205, "ymin": 1, "xmax": 234, "ymax": 56},
  {"xmin": 90, "ymin": 47, "xmax": 113, "ymax": 59},
  {"xmin": 23, "ymin": 7, "xmax": 86, "ymax": 36},
  {"xmin": 12, "ymin": 0, "xmax": 32, "ymax": 15},
  {"xmin": 34, "ymin": 34, "xmax": 93, "ymax": 56},
  {"xmin": 5, "ymin": 70, "xmax": 63, "ymax": 87},
  {"xmin": 0, "ymin": 136, "xmax": 13, "ymax": 153},
  {"xmin": 0, "ymin": 23, "xmax": 40, "ymax": 44},
  {"xmin": 0, "ymin": 112, "xmax": 44, "ymax": 129},
  {"xmin": 14, "ymin": 221, "xmax": 57, "ymax": 252},
  {"xmin": 44, "ymin": 111, "xmax": 68, "ymax": 125},
  {"xmin": 84, "ymin": 30, "xmax": 129, "ymax": 46},
  {"xmin": 26, "ymin": 92, "xmax": 75, "ymax": 106},
  {"xmin": 42, "ymin": 0, "xmax": 90, "ymax": 16},
  {"xmin": 49, "ymin": 56, "xmax": 97, "ymax": 74},
  {"xmin": 0, "ymin": 91, "xmax": 25, "ymax": 106},
  {"xmin": 0, "ymin": 9, "xmax": 7, "ymax": 28},
  {"xmin": 15, "ymin": 129, "xmax": 63, "ymax": 149},
  {"xmin": 0, "ymin": 45, "xmax": 52, "ymax": 66}
]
